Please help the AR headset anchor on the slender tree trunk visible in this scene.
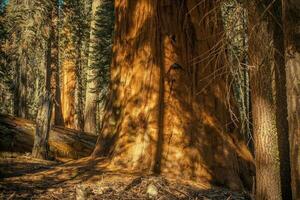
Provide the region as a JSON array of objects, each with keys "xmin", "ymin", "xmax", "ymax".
[
  {"xmin": 284, "ymin": 1, "xmax": 300, "ymax": 199},
  {"xmin": 54, "ymin": 58, "xmax": 64, "ymax": 126},
  {"xmin": 74, "ymin": 39, "xmax": 84, "ymax": 132},
  {"xmin": 53, "ymin": 4, "xmax": 64, "ymax": 126},
  {"xmin": 19, "ymin": 52, "xmax": 27, "ymax": 118},
  {"xmin": 221, "ymin": 1, "xmax": 251, "ymax": 149},
  {"xmin": 248, "ymin": 1, "xmax": 292, "ymax": 199},
  {"xmin": 286, "ymin": 47, "xmax": 300, "ymax": 200},
  {"xmin": 13, "ymin": 60, "xmax": 20, "ymax": 116},
  {"xmin": 61, "ymin": 28, "xmax": 76, "ymax": 129},
  {"xmin": 273, "ymin": 1, "xmax": 292, "ymax": 199},
  {"xmin": 84, "ymin": 0, "xmax": 101, "ymax": 134},
  {"xmin": 32, "ymin": 26, "xmax": 53, "ymax": 159},
  {"xmin": 32, "ymin": 94, "xmax": 52, "ymax": 159},
  {"xmin": 92, "ymin": 0, "xmax": 254, "ymax": 190}
]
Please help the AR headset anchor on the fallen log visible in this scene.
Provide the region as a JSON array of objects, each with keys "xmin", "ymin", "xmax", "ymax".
[{"xmin": 0, "ymin": 115, "xmax": 97, "ymax": 159}]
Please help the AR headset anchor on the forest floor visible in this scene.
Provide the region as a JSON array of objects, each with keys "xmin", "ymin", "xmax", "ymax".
[{"xmin": 0, "ymin": 152, "xmax": 252, "ymax": 200}]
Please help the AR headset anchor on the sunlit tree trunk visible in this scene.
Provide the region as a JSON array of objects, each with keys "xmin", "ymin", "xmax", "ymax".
[
  {"xmin": 92, "ymin": 0, "xmax": 254, "ymax": 190},
  {"xmin": 84, "ymin": 0, "xmax": 101, "ymax": 134},
  {"xmin": 60, "ymin": 1, "xmax": 86, "ymax": 131},
  {"xmin": 61, "ymin": 27, "xmax": 76, "ymax": 129},
  {"xmin": 248, "ymin": 1, "xmax": 292, "ymax": 199},
  {"xmin": 284, "ymin": 1, "xmax": 300, "ymax": 199}
]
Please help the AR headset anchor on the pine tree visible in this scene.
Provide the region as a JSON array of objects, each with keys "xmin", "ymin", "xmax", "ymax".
[
  {"xmin": 0, "ymin": 1, "xmax": 13, "ymax": 114},
  {"xmin": 32, "ymin": 0, "xmax": 59, "ymax": 159},
  {"xmin": 60, "ymin": 0, "xmax": 89, "ymax": 130},
  {"xmin": 84, "ymin": 0, "xmax": 114, "ymax": 134},
  {"xmin": 248, "ymin": 0, "xmax": 292, "ymax": 199},
  {"xmin": 4, "ymin": 0, "xmax": 49, "ymax": 119}
]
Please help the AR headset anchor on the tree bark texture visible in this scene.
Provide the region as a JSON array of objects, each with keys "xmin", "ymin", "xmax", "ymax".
[
  {"xmin": 248, "ymin": 1, "xmax": 290, "ymax": 199},
  {"xmin": 273, "ymin": 1, "xmax": 292, "ymax": 199},
  {"xmin": 32, "ymin": 22, "xmax": 54, "ymax": 160},
  {"xmin": 284, "ymin": 1, "xmax": 300, "ymax": 199},
  {"xmin": 61, "ymin": 26, "xmax": 76, "ymax": 129},
  {"xmin": 84, "ymin": 0, "xmax": 102, "ymax": 135},
  {"xmin": 93, "ymin": 0, "xmax": 254, "ymax": 191},
  {"xmin": 53, "ymin": 4, "xmax": 64, "ymax": 127}
]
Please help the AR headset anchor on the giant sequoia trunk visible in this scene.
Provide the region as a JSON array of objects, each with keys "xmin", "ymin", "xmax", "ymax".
[
  {"xmin": 93, "ymin": 0, "xmax": 254, "ymax": 190},
  {"xmin": 284, "ymin": 1, "xmax": 300, "ymax": 199},
  {"xmin": 84, "ymin": 0, "xmax": 101, "ymax": 135}
]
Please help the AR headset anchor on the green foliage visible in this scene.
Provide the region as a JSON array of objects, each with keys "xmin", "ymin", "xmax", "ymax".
[
  {"xmin": 0, "ymin": 5, "xmax": 7, "ymax": 76},
  {"xmin": 221, "ymin": 0, "xmax": 251, "ymax": 140},
  {"xmin": 1, "ymin": 0, "xmax": 58, "ymax": 118},
  {"xmin": 60, "ymin": 0, "xmax": 91, "ymax": 93},
  {"xmin": 0, "ymin": 5, "xmax": 13, "ymax": 114},
  {"xmin": 0, "ymin": 0, "xmax": 115, "ymax": 119},
  {"xmin": 90, "ymin": 0, "xmax": 114, "ymax": 100}
]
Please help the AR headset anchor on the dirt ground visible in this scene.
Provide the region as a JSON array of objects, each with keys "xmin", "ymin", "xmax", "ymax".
[{"xmin": 0, "ymin": 153, "xmax": 252, "ymax": 200}]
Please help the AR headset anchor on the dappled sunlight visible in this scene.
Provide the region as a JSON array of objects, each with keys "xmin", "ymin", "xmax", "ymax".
[
  {"xmin": 0, "ymin": 0, "xmax": 298, "ymax": 198},
  {"xmin": 1, "ymin": 155, "xmax": 253, "ymax": 199},
  {"xmin": 91, "ymin": 0, "xmax": 254, "ymax": 192}
]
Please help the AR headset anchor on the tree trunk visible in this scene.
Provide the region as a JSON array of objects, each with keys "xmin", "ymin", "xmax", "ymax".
[
  {"xmin": 13, "ymin": 60, "xmax": 20, "ymax": 116},
  {"xmin": 53, "ymin": 59, "xmax": 64, "ymax": 126},
  {"xmin": 32, "ymin": 28, "xmax": 53, "ymax": 159},
  {"xmin": 32, "ymin": 94, "xmax": 52, "ymax": 159},
  {"xmin": 53, "ymin": 4, "xmax": 64, "ymax": 126},
  {"xmin": 221, "ymin": 1, "xmax": 251, "ymax": 150},
  {"xmin": 284, "ymin": 1, "xmax": 300, "ymax": 199},
  {"xmin": 61, "ymin": 29, "xmax": 76, "ymax": 129},
  {"xmin": 74, "ymin": 38, "xmax": 84, "ymax": 132},
  {"xmin": 84, "ymin": 0, "xmax": 101, "ymax": 135},
  {"xmin": 248, "ymin": 1, "xmax": 291, "ymax": 199},
  {"xmin": 273, "ymin": 1, "xmax": 292, "ymax": 199},
  {"xmin": 93, "ymin": 0, "xmax": 254, "ymax": 190},
  {"xmin": 18, "ymin": 51, "xmax": 27, "ymax": 118}
]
